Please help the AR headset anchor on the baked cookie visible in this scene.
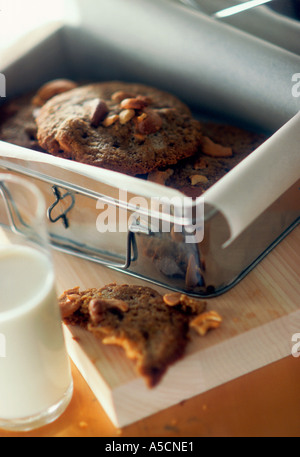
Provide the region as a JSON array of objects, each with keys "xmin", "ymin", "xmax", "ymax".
[
  {"xmin": 147, "ymin": 122, "xmax": 268, "ymax": 198},
  {"xmin": 59, "ymin": 283, "xmax": 220, "ymax": 387},
  {"xmin": 0, "ymin": 79, "xmax": 79, "ymax": 151},
  {"xmin": 35, "ymin": 81, "xmax": 203, "ymax": 175}
]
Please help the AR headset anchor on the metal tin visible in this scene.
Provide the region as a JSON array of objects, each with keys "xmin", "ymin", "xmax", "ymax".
[{"xmin": 0, "ymin": 10, "xmax": 299, "ymax": 297}]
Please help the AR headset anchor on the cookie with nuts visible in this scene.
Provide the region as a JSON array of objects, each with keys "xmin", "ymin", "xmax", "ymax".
[
  {"xmin": 0, "ymin": 79, "xmax": 78, "ymax": 152},
  {"xmin": 149, "ymin": 122, "xmax": 268, "ymax": 198},
  {"xmin": 59, "ymin": 283, "xmax": 220, "ymax": 387},
  {"xmin": 35, "ymin": 81, "xmax": 202, "ymax": 175}
]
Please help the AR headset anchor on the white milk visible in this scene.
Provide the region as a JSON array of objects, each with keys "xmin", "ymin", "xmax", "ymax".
[{"xmin": 0, "ymin": 245, "xmax": 71, "ymax": 420}]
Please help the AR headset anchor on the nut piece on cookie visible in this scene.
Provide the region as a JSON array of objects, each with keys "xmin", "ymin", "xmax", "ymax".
[
  {"xmin": 59, "ymin": 287, "xmax": 82, "ymax": 318},
  {"xmin": 120, "ymin": 97, "xmax": 149, "ymax": 110},
  {"xmin": 111, "ymin": 90, "xmax": 134, "ymax": 103},
  {"xmin": 189, "ymin": 174, "xmax": 209, "ymax": 186},
  {"xmin": 32, "ymin": 79, "xmax": 78, "ymax": 106},
  {"xmin": 180, "ymin": 294, "xmax": 207, "ymax": 314},
  {"xmin": 163, "ymin": 293, "xmax": 181, "ymax": 306},
  {"xmin": 201, "ymin": 136, "xmax": 233, "ymax": 158},
  {"xmin": 102, "ymin": 114, "xmax": 119, "ymax": 127},
  {"xmin": 189, "ymin": 310, "xmax": 222, "ymax": 336},
  {"xmin": 163, "ymin": 292, "xmax": 206, "ymax": 314},
  {"xmin": 119, "ymin": 108, "xmax": 135, "ymax": 125}
]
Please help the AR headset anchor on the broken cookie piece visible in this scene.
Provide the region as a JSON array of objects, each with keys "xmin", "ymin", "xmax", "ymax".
[{"xmin": 59, "ymin": 283, "xmax": 220, "ymax": 387}]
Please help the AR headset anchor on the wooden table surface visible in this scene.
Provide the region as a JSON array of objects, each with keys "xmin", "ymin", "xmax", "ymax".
[
  {"xmin": 1, "ymin": 226, "xmax": 299, "ymax": 438},
  {"xmin": 1, "ymin": 356, "xmax": 299, "ymax": 438}
]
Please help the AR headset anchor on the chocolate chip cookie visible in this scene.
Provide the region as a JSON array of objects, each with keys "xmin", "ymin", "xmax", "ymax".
[
  {"xmin": 59, "ymin": 283, "xmax": 218, "ymax": 387},
  {"xmin": 0, "ymin": 79, "xmax": 79, "ymax": 152},
  {"xmin": 36, "ymin": 81, "xmax": 203, "ymax": 175}
]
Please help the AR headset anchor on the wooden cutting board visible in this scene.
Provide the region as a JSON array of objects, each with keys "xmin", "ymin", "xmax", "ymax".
[{"xmin": 52, "ymin": 225, "xmax": 300, "ymax": 428}]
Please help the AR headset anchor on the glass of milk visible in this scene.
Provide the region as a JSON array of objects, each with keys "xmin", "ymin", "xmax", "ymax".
[{"xmin": 0, "ymin": 174, "xmax": 73, "ymax": 431}]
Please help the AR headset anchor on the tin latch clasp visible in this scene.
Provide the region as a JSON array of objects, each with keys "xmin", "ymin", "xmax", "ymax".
[{"xmin": 47, "ymin": 185, "xmax": 75, "ymax": 229}]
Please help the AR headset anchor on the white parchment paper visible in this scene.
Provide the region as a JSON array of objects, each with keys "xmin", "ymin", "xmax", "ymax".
[{"xmin": 203, "ymin": 111, "xmax": 300, "ymax": 243}]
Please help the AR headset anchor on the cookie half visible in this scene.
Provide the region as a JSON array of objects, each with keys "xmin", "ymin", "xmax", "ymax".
[{"xmin": 59, "ymin": 283, "xmax": 211, "ymax": 387}]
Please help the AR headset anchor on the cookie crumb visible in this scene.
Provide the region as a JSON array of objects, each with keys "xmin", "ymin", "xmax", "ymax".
[{"xmin": 201, "ymin": 136, "xmax": 233, "ymax": 158}]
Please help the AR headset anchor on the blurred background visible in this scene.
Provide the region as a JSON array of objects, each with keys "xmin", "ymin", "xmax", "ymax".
[
  {"xmin": 0, "ymin": 0, "xmax": 299, "ymax": 60},
  {"xmin": 0, "ymin": 0, "xmax": 299, "ymax": 71},
  {"xmin": 0, "ymin": 0, "xmax": 79, "ymax": 59}
]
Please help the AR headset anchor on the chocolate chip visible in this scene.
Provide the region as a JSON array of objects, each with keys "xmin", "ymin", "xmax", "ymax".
[{"xmin": 91, "ymin": 99, "xmax": 108, "ymax": 127}]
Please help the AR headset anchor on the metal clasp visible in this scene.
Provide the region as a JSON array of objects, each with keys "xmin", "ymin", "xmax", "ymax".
[
  {"xmin": 47, "ymin": 185, "xmax": 75, "ymax": 229},
  {"xmin": 46, "ymin": 184, "xmax": 137, "ymax": 270}
]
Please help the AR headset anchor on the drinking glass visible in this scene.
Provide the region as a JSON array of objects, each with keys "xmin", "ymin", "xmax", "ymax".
[{"xmin": 0, "ymin": 173, "xmax": 73, "ymax": 431}]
